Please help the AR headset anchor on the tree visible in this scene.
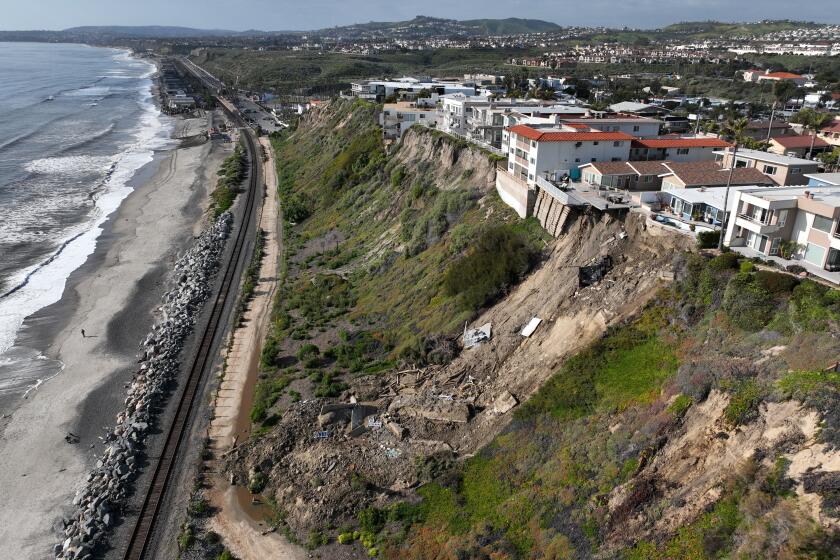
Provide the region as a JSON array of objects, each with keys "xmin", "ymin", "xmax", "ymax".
[
  {"xmin": 790, "ymin": 108, "xmax": 835, "ymax": 159},
  {"xmin": 772, "ymin": 80, "xmax": 797, "ymax": 104},
  {"xmin": 720, "ymin": 117, "xmax": 749, "ymax": 145}
]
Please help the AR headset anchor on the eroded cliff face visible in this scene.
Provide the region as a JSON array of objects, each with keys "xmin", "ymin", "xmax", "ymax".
[{"xmin": 227, "ymin": 209, "xmax": 696, "ymax": 543}]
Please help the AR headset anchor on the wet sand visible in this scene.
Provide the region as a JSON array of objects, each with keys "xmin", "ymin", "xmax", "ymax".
[{"xmin": 0, "ymin": 115, "xmax": 229, "ymax": 557}]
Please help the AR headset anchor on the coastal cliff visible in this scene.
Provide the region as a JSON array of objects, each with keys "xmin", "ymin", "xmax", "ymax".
[{"xmin": 221, "ymin": 99, "xmax": 840, "ymax": 559}]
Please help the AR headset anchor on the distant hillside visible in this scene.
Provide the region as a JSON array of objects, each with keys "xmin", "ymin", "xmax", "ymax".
[
  {"xmin": 314, "ymin": 15, "xmax": 560, "ymax": 38},
  {"xmin": 62, "ymin": 25, "xmax": 244, "ymax": 38},
  {"xmin": 661, "ymin": 19, "xmax": 822, "ymax": 37}
]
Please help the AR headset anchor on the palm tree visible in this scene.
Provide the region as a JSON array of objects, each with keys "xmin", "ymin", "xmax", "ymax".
[{"xmin": 716, "ymin": 117, "xmax": 749, "ymax": 251}]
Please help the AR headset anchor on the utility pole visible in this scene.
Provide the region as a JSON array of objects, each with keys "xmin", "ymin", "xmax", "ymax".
[
  {"xmin": 717, "ymin": 143, "xmax": 739, "ymax": 251},
  {"xmin": 766, "ymin": 101, "xmax": 777, "ymax": 143}
]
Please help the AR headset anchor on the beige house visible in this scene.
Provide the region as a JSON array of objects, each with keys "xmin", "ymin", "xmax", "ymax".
[
  {"xmin": 715, "ymin": 148, "xmax": 819, "ymax": 186},
  {"xmin": 724, "ymin": 186, "xmax": 840, "ymax": 281}
]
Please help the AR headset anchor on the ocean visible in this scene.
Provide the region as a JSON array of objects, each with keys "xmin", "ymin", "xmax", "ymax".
[{"xmin": 0, "ymin": 42, "xmax": 174, "ymax": 401}]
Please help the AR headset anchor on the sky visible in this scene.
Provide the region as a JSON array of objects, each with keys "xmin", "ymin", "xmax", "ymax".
[{"xmin": 2, "ymin": 0, "xmax": 839, "ymax": 31}]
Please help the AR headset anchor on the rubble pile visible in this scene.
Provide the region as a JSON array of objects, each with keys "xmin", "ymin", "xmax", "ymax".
[{"xmin": 54, "ymin": 212, "xmax": 233, "ymax": 560}]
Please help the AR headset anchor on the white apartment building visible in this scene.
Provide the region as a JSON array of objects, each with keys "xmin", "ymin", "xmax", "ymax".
[
  {"xmin": 351, "ymin": 78, "xmax": 476, "ymax": 102},
  {"xmin": 502, "ymin": 124, "xmax": 633, "ymax": 185},
  {"xmin": 380, "ymin": 102, "xmax": 438, "ymax": 140}
]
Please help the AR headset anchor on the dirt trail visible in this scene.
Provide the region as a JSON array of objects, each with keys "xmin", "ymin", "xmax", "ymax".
[{"xmin": 206, "ymin": 137, "xmax": 307, "ymax": 560}]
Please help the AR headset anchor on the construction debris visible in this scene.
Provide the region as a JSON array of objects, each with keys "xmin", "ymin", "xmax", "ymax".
[
  {"xmin": 521, "ymin": 317, "xmax": 542, "ymax": 337},
  {"xmin": 579, "ymin": 255, "xmax": 613, "ymax": 288},
  {"xmin": 493, "ymin": 391, "xmax": 519, "ymax": 414},
  {"xmin": 463, "ymin": 322, "xmax": 492, "ymax": 348}
]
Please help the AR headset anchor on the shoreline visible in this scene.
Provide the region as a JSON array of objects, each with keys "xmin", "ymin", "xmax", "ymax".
[{"xmin": 0, "ymin": 108, "xmax": 230, "ymax": 557}]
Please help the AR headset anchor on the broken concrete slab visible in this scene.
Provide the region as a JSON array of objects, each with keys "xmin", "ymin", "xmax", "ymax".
[
  {"xmin": 388, "ymin": 394, "xmax": 471, "ymax": 423},
  {"xmin": 493, "ymin": 390, "xmax": 518, "ymax": 414},
  {"xmin": 521, "ymin": 317, "xmax": 542, "ymax": 337}
]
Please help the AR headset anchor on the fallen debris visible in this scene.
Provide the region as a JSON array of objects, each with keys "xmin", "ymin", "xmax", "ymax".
[
  {"xmin": 463, "ymin": 322, "xmax": 492, "ymax": 348},
  {"xmin": 493, "ymin": 391, "xmax": 519, "ymax": 415},
  {"xmin": 521, "ymin": 317, "xmax": 542, "ymax": 337}
]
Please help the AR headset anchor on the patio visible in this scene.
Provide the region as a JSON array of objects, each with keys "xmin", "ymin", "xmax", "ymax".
[{"xmin": 732, "ymin": 246, "xmax": 840, "ymax": 285}]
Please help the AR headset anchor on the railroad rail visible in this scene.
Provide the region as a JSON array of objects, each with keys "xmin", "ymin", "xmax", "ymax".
[{"xmin": 122, "ymin": 100, "xmax": 260, "ymax": 560}]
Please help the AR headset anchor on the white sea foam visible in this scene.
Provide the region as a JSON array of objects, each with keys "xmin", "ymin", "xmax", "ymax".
[
  {"xmin": 0, "ymin": 55, "xmax": 173, "ymax": 357},
  {"xmin": 24, "ymin": 154, "xmax": 113, "ymax": 175}
]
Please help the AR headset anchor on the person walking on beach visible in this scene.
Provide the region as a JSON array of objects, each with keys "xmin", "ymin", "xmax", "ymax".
[{"xmin": 81, "ymin": 329, "xmax": 86, "ymax": 338}]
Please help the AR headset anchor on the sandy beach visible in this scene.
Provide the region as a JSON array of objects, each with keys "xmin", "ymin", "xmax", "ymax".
[{"xmin": 0, "ymin": 113, "xmax": 230, "ymax": 558}]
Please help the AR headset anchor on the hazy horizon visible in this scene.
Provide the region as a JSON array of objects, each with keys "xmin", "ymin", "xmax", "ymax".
[{"xmin": 2, "ymin": 0, "xmax": 840, "ymax": 33}]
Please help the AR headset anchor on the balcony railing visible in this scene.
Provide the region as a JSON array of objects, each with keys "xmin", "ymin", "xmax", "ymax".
[{"xmin": 737, "ymin": 213, "xmax": 770, "ymax": 226}]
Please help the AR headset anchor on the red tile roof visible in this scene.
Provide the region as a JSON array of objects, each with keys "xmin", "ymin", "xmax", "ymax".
[
  {"xmin": 763, "ymin": 72, "xmax": 803, "ymax": 79},
  {"xmin": 507, "ymin": 125, "xmax": 634, "ymax": 142},
  {"xmin": 772, "ymin": 135, "xmax": 830, "ymax": 149},
  {"xmin": 820, "ymin": 121, "xmax": 840, "ymax": 134},
  {"xmin": 632, "ymin": 138, "xmax": 732, "ymax": 149}
]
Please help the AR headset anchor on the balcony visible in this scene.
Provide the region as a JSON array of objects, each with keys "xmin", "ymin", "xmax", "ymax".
[{"xmin": 735, "ymin": 213, "xmax": 782, "ymax": 235}]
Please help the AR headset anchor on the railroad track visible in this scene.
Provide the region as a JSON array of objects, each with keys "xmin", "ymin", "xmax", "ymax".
[{"xmin": 122, "ymin": 101, "xmax": 260, "ymax": 560}]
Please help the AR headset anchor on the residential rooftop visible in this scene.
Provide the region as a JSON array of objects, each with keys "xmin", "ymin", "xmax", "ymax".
[
  {"xmin": 507, "ymin": 124, "xmax": 634, "ymax": 142},
  {"xmin": 713, "ymin": 148, "xmax": 818, "ymax": 166},
  {"xmin": 772, "ymin": 135, "xmax": 830, "ymax": 148},
  {"xmin": 804, "ymin": 172, "xmax": 840, "ymax": 186},
  {"xmin": 633, "ymin": 137, "xmax": 732, "ymax": 149}
]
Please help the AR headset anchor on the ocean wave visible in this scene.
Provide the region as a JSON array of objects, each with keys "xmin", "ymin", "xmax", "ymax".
[
  {"xmin": 65, "ymin": 85, "xmax": 111, "ymax": 97},
  {"xmin": 24, "ymin": 154, "xmax": 113, "ymax": 175},
  {"xmin": 0, "ymin": 74, "xmax": 174, "ymax": 356}
]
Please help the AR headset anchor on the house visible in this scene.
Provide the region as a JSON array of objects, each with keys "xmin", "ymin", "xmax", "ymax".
[
  {"xmin": 629, "ymin": 137, "xmax": 732, "ymax": 162},
  {"xmin": 742, "ymin": 69, "xmax": 807, "ymax": 87},
  {"xmin": 556, "ymin": 115, "xmax": 662, "ymax": 138},
  {"xmin": 666, "ymin": 186, "xmax": 732, "ymax": 226},
  {"xmin": 578, "ymin": 160, "xmax": 669, "ymax": 190},
  {"xmin": 661, "ymin": 115, "xmax": 692, "ymax": 133},
  {"xmin": 742, "ymin": 120, "xmax": 795, "ymax": 141},
  {"xmin": 351, "ymin": 78, "xmax": 476, "ymax": 102},
  {"xmin": 724, "ymin": 186, "xmax": 840, "ymax": 280},
  {"xmin": 502, "ymin": 124, "xmax": 633, "ymax": 186},
  {"xmin": 380, "ymin": 102, "xmax": 438, "ymax": 140},
  {"xmin": 769, "ymin": 135, "xmax": 832, "ymax": 158},
  {"xmin": 818, "ymin": 119, "xmax": 840, "ymax": 147},
  {"xmin": 804, "ymin": 172, "xmax": 840, "ymax": 187},
  {"xmin": 659, "ymin": 161, "xmax": 775, "ymax": 191},
  {"xmin": 608, "ymin": 101, "xmax": 669, "ymax": 116},
  {"xmin": 714, "ymin": 148, "xmax": 819, "ymax": 186}
]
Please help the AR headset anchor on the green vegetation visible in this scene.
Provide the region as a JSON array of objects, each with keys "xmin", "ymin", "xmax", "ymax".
[
  {"xmin": 379, "ymin": 251, "xmax": 840, "ymax": 559},
  {"xmin": 444, "ymin": 222, "xmax": 543, "ymax": 311},
  {"xmin": 210, "ymin": 143, "xmax": 247, "ymax": 218}
]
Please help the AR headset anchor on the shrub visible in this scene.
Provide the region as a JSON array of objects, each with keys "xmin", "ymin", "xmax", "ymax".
[
  {"xmin": 297, "ymin": 343, "xmax": 320, "ymax": 361},
  {"xmin": 697, "ymin": 230, "xmax": 720, "ymax": 249},
  {"xmin": 754, "ymin": 270, "xmax": 799, "ymax": 294},
  {"xmin": 739, "ymin": 261, "xmax": 755, "ymax": 273},
  {"xmin": 668, "ymin": 394, "xmax": 694, "ymax": 418},
  {"xmin": 709, "ymin": 252, "xmax": 740, "ymax": 271},
  {"xmin": 338, "ymin": 532, "xmax": 354, "ymax": 544},
  {"xmin": 722, "ymin": 273, "xmax": 774, "ymax": 330},
  {"xmin": 359, "ymin": 507, "xmax": 388, "ymax": 534},
  {"xmin": 444, "ymin": 225, "xmax": 540, "ymax": 310},
  {"xmin": 724, "ymin": 379, "xmax": 762, "ymax": 427}
]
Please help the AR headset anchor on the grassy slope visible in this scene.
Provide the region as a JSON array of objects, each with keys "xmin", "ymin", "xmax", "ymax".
[
  {"xmin": 252, "ymin": 99, "xmax": 545, "ymax": 427},
  {"xmin": 374, "ymin": 254, "xmax": 840, "ymax": 559}
]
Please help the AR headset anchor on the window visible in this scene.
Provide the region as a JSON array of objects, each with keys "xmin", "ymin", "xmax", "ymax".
[
  {"xmin": 677, "ymin": 148, "xmax": 690, "ymax": 155},
  {"xmin": 613, "ymin": 141, "xmax": 621, "ymax": 147},
  {"xmin": 611, "ymin": 157, "xmax": 621, "ymax": 161},
  {"xmin": 644, "ymin": 175, "xmax": 653, "ymax": 183},
  {"xmin": 791, "ymin": 167, "xmax": 800, "ymax": 173},
  {"xmin": 633, "ymin": 125, "xmax": 640, "ymax": 132},
  {"xmin": 594, "ymin": 141, "xmax": 599, "ymax": 145},
  {"xmin": 813, "ymin": 214, "xmax": 833, "ymax": 233},
  {"xmin": 612, "ymin": 126, "xmax": 619, "ymax": 132},
  {"xmin": 528, "ymin": 174, "xmax": 534, "ymax": 180},
  {"xmin": 532, "ymin": 141, "xmax": 537, "ymax": 148},
  {"xmin": 769, "ymin": 237, "xmax": 781, "ymax": 256},
  {"xmin": 530, "ymin": 157, "xmax": 535, "ymax": 164},
  {"xmin": 735, "ymin": 159, "xmax": 748, "ymax": 168},
  {"xmin": 777, "ymin": 209, "xmax": 788, "ymax": 227},
  {"xmin": 763, "ymin": 165, "xmax": 778, "ymax": 175},
  {"xmin": 508, "ymin": 163, "xmax": 513, "ymax": 170},
  {"xmin": 591, "ymin": 158, "xmax": 597, "ymax": 162}
]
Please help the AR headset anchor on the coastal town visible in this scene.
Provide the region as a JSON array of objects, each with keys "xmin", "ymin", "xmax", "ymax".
[{"xmin": 1, "ymin": 11, "xmax": 840, "ymax": 560}]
